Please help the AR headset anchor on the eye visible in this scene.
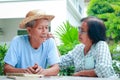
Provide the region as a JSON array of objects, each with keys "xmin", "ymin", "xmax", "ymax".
[
  {"xmin": 45, "ymin": 26, "xmax": 48, "ymax": 29},
  {"xmin": 38, "ymin": 27, "xmax": 42, "ymax": 29}
]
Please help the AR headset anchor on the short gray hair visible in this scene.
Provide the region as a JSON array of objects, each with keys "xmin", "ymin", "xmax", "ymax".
[
  {"xmin": 25, "ymin": 18, "xmax": 49, "ymax": 28},
  {"xmin": 25, "ymin": 20, "xmax": 36, "ymax": 28}
]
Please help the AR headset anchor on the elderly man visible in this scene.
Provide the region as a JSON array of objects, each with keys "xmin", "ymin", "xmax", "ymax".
[{"xmin": 4, "ymin": 9, "xmax": 60, "ymax": 76}]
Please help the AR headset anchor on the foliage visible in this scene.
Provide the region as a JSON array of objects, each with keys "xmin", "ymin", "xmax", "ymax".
[
  {"xmin": 112, "ymin": 60, "xmax": 120, "ymax": 75},
  {"xmin": 59, "ymin": 66, "xmax": 75, "ymax": 76},
  {"xmin": 58, "ymin": 40, "xmax": 79, "ymax": 55},
  {"xmin": 109, "ymin": 43, "xmax": 120, "ymax": 75},
  {"xmin": 87, "ymin": 1, "xmax": 114, "ymax": 15},
  {"xmin": 55, "ymin": 21, "xmax": 79, "ymax": 75},
  {"xmin": 0, "ymin": 44, "xmax": 8, "ymax": 75},
  {"xmin": 109, "ymin": 43, "xmax": 120, "ymax": 61},
  {"xmin": 87, "ymin": 0, "xmax": 120, "ymax": 43},
  {"xmin": 55, "ymin": 21, "xmax": 79, "ymax": 45}
]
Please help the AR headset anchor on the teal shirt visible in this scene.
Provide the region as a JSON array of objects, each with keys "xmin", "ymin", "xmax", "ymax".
[{"xmin": 4, "ymin": 35, "xmax": 60, "ymax": 69}]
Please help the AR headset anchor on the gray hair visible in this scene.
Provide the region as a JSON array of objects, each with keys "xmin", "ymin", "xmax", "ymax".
[
  {"xmin": 25, "ymin": 18, "xmax": 49, "ymax": 28},
  {"xmin": 25, "ymin": 20, "xmax": 36, "ymax": 28}
]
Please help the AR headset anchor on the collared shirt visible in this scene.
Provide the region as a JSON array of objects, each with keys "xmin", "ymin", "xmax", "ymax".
[
  {"xmin": 4, "ymin": 35, "xmax": 60, "ymax": 69},
  {"xmin": 59, "ymin": 41, "xmax": 116, "ymax": 78}
]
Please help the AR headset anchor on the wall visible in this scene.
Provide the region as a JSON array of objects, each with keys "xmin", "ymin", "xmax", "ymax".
[{"xmin": 0, "ymin": 19, "xmax": 22, "ymax": 45}]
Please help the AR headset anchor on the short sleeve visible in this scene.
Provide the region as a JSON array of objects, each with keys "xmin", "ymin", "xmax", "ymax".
[
  {"xmin": 94, "ymin": 41, "xmax": 116, "ymax": 78},
  {"xmin": 47, "ymin": 38, "xmax": 60, "ymax": 66},
  {"xmin": 4, "ymin": 36, "xmax": 19, "ymax": 67}
]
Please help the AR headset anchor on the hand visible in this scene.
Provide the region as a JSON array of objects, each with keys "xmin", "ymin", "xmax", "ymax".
[
  {"xmin": 47, "ymin": 32, "xmax": 54, "ymax": 39},
  {"xmin": 24, "ymin": 66, "xmax": 36, "ymax": 74},
  {"xmin": 24, "ymin": 64, "xmax": 44, "ymax": 74},
  {"xmin": 32, "ymin": 64, "xmax": 44, "ymax": 74}
]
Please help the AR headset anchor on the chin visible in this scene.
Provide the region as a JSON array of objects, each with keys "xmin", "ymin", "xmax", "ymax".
[
  {"xmin": 79, "ymin": 38, "xmax": 82, "ymax": 42},
  {"xmin": 43, "ymin": 38, "xmax": 47, "ymax": 41}
]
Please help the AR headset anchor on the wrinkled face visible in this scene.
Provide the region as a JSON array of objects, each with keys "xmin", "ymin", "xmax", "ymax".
[
  {"xmin": 27, "ymin": 19, "xmax": 49, "ymax": 42},
  {"xmin": 78, "ymin": 22, "xmax": 92, "ymax": 44}
]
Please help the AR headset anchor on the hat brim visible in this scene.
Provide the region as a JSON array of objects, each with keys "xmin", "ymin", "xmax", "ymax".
[{"xmin": 19, "ymin": 15, "xmax": 54, "ymax": 29}]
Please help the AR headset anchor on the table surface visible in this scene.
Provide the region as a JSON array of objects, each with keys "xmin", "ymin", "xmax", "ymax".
[{"xmin": 0, "ymin": 76, "xmax": 119, "ymax": 80}]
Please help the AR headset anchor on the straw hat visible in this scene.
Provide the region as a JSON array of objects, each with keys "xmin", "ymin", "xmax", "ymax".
[{"xmin": 19, "ymin": 9, "xmax": 55, "ymax": 29}]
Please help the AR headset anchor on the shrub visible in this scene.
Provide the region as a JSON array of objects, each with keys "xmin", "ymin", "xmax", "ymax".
[{"xmin": 0, "ymin": 44, "xmax": 8, "ymax": 75}]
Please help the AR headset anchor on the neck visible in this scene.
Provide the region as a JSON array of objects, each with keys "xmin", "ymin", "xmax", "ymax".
[
  {"xmin": 29, "ymin": 37, "xmax": 42, "ymax": 49},
  {"xmin": 84, "ymin": 42, "xmax": 92, "ymax": 55}
]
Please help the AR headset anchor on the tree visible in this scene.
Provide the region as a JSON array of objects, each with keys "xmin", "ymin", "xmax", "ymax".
[{"xmin": 87, "ymin": 0, "xmax": 120, "ymax": 42}]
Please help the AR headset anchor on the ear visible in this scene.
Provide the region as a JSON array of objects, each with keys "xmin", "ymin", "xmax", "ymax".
[{"xmin": 26, "ymin": 27, "xmax": 31, "ymax": 34}]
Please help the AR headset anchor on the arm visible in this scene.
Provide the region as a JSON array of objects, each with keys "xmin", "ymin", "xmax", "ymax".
[
  {"xmin": 73, "ymin": 69, "xmax": 97, "ymax": 77},
  {"xmin": 4, "ymin": 63, "xmax": 37, "ymax": 74},
  {"xmin": 4, "ymin": 63, "xmax": 26, "ymax": 74}
]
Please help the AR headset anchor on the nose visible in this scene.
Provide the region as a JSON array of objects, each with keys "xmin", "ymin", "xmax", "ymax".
[
  {"xmin": 78, "ymin": 32, "xmax": 82, "ymax": 36},
  {"xmin": 42, "ymin": 27, "xmax": 47, "ymax": 32}
]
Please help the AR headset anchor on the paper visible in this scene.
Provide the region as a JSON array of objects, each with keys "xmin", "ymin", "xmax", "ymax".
[{"xmin": 6, "ymin": 73, "xmax": 44, "ymax": 77}]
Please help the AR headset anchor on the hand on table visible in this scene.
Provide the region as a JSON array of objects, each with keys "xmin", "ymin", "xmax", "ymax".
[{"xmin": 25, "ymin": 63, "xmax": 44, "ymax": 74}]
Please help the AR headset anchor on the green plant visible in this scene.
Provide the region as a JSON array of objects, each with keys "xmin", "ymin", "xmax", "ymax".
[
  {"xmin": 0, "ymin": 44, "xmax": 8, "ymax": 75},
  {"xmin": 109, "ymin": 43, "xmax": 120, "ymax": 61},
  {"xmin": 87, "ymin": 0, "xmax": 120, "ymax": 43},
  {"xmin": 58, "ymin": 41, "xmax": 79, "ymax": 55},
  {"xmin": 112, "ymin": 60, "xmax": 120, "ymax": 74},
  {"xmin": 55, "ymin": 21, "xmax": 79, "ymax": 45},
  {"xmin": 55, "ymin": 21, "xmax": 79, "ymax": 75},
  {"xmin": 109, "ymin": 43, "xmax": 120, "ymax": 76},
  {"xmin": 59, "ymin": 66, "xmax": 75, "ymax": 76}
]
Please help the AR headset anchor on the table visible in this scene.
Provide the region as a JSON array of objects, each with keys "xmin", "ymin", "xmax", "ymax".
[{"xmin": 0, "ymin": 76, "xmax": 119, "ymax": 80}]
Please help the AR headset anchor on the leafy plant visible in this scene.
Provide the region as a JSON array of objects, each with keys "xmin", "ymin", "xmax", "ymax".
[
  {"xmin": 109, "ymin": 43, "xmax": 120, "ymax": 61},
  {"xmin": 87, "ymin": 0, "xmax": 120, "ymax": 43},
  {"xmin": 109, "ymin": 43, "xmax": 120, "ymax": 76},
  {"xmin": 55, "ymin": 21, "xmax": 79, "ymax": 75},
  {"xmin": 55, "ymin": 21, "xmax": 79, "ymax": 45},
  {"xmin": 59, "ymin": 66, "xmax": 74, "ymax": 76},
  {"xmin": 112, "ymin": 60, "xmax": 120, "ymax": 75},
  {"xmin": 0, "ymin": 44, "xmax": 8, "ymax": 75}
]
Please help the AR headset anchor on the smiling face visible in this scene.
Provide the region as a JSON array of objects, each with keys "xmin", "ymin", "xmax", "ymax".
[
  {"xmin": 78, "ymin": 22, "xmax": 92, "ymax": 45},
  {"xmin": 27, "ymin": 19, "xmax": 49, "ymax": 43}
]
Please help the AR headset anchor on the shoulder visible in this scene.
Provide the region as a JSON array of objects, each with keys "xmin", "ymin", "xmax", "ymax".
[
  {"xmin": 12, "ymin": 35, "xmax": 27, "ymax": 41},
  {"xmin": 11, "ymin": 35, "xmax": 28, "ymax": 44},
  {"xmin": 68, "ymin": 43, "xmax": 84, "ymax": 55},
  {"xmin": 75, "ymin": 43, "xmax": 85, "ymax": 49},
  {"xmin": 93, "ymin": 41, "xmax": 110, "ymax": 56},
  {"xmin": 44, "ymin": 38, "xmax": 55, "ymax": 44},
  {"xmin": 46, "ymin": 38, "xmax": 54, "ymax": 42},
  {"xmin": 42, "ymin": 38, "xmax": 56, "ymax": 48},
  {"xmin": 95, "ymin": 41, "xmax": 108, "ymax": 48}
]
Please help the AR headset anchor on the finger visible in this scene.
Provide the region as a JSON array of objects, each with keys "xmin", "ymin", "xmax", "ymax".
[
  {"xmin": 47, "ymin": 32, "xmax": 54, "ymax": 39},
  {"xmin": 32, "ymin": 63, "xmax": 38, "ymax": 70},
  {"xmin": 25, "ymin": 68, "xmax": 32, "ymax": 74},
  {"xmin": 28, "ymin": 67, "xmax": 36, "ymax": 74},
  {"xmin": 35, "ymin": 67, "xmax": 44, "ymax": 74},
  {"xmin": 35, "ymin": 66, "xmax": 42, "ymax": 73},
  {"xmin": 36, "ymin": 69, "xmax": 44, "ymax": 75}
]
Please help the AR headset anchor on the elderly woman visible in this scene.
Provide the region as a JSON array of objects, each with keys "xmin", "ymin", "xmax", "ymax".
[
  {"xmin": 59, "ymin": 16, "xmax": 117, "ymax": 78},
  {"xmin": 4, "ymin": 9, "xmax": 60, "ymax": 76}
]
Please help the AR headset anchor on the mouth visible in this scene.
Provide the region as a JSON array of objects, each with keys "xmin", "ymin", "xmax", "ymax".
[{"xmin": 41, "ymin": 34, "xmax": 47, "ymax": 38}]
